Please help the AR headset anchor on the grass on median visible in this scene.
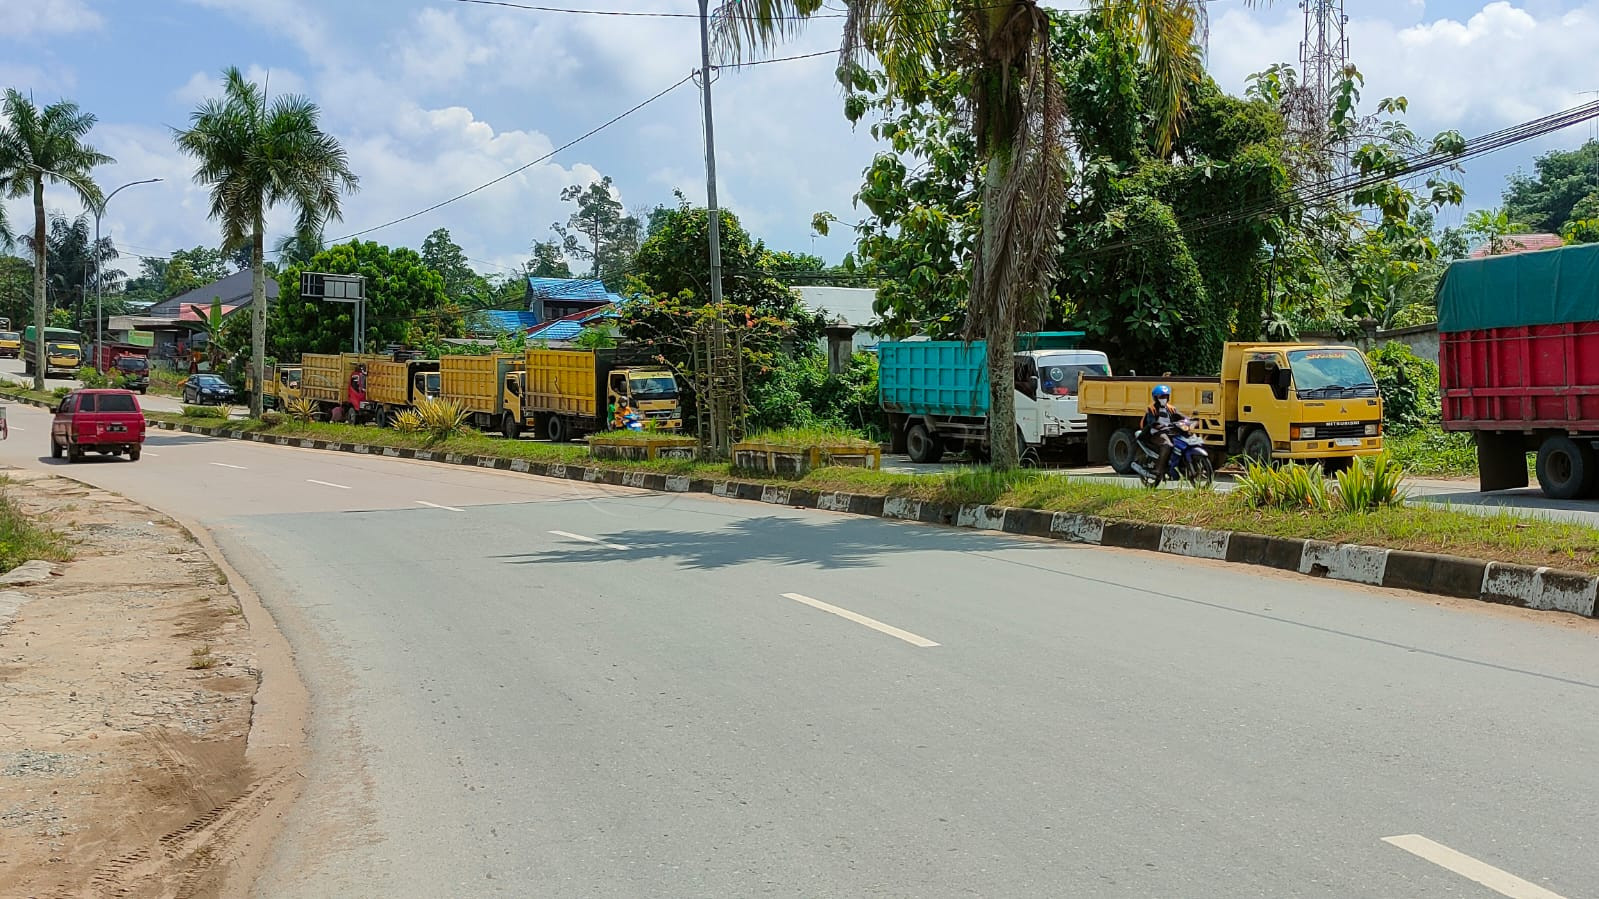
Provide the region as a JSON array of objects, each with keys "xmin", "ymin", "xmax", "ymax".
[
  {"xmin": 144, "ymin": 412, "xmax": 1599, "ymax": 576},
  {"xmin": 740, "ymin": 426, "xmax": 877, "ymax": 449}
]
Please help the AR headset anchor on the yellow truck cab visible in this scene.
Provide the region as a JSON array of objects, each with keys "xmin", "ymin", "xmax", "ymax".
[
  {"xmin": 252, "ymin": 365, "xmax": 303, "ymax": 409},
  {"xmin": 1080, "ymin": 342, "xmax": 1384, "ymax": 472},
  {"xmin": 607, "ymin": 367, "xmax": 682, "ymax": 432},
  {"xmin": 0, "ymin": 331, "xmax": 20, "ymax": 359},
  {"xmin": 439, "ymin": 353, "xmax": 527, "ymax": 438}
]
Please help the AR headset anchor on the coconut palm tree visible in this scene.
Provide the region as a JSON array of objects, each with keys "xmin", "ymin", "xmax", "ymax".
[
  {"xmin": 174, "ymin": 67, "xmax": 358, "ymax": 416},
  {"xmin": 0, "ymin": 90, "xmax": 111, "ymax": 390},
  {"xmin": 715, "ymin": 0, "xmax": 1238, "ymax": 468}
]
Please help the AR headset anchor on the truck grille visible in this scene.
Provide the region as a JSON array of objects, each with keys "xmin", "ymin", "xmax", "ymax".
[{"xmin": 1305, "ymin": 422, "xmax": 1374, "ymax": 439}]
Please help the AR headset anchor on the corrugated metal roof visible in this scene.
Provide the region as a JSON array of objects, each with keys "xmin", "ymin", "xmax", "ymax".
[
  {"xmin": 148, "ymin": 269, "xmax": 279, "ymax": 317},
  {"xmin": 477, "ymin": 310, "xmax": 541, "ymax": 333},
  {"xmin": 1469, "ymin": 233, "xmax": 1565, "ymax": 258},
  {"xmin": 525, "ymin": 277, "xmax": 622, "ymax": 304},
  {"xmin": 525, "ymin": 303, "xmax": 618, "ymax": 339}
]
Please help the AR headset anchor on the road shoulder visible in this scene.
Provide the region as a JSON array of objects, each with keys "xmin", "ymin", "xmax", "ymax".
[{"xmin": 0, "ymin": 469, "xmax": 306, "ymax": 897}]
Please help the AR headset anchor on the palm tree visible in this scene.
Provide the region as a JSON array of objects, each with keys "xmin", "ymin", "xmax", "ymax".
[
  {"xmin": 714, "ymin": 0, "xmax": 1230, "ymax": 468},
  {"xmin": 0, "ymin": 90, "xmax": 111, "ymax": 390},
  {"xmin": 174, "ymin": 67, "xmax": 358, "ymax": 416}
]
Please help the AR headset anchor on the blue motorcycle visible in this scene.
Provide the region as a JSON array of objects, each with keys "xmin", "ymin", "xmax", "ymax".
[{"xmin": 1131, "ymin": 422, "xmax": 1215, "ymax": 489}]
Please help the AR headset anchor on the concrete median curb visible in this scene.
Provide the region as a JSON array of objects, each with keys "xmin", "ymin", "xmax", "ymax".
[{"xmin": 143, "ymin": 418, "xmax": 1599, "ymax": 621}]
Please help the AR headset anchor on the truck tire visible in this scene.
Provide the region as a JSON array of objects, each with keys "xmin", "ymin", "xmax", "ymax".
[
  {"xmin": 1535, "ymin": 436, "xmax": 1595, "ymax": 499},
  {"xmin": 1243, "ymin": 428, "xmax": 1274, "ymax": 468},
  {"xmin": 1477, "ymin": 432, "xmax": 1530, "ymax": 492},
  {"xmin": 546, "ymin": 414, "xmax": 569, "ymax": 443},
  {"xmin": 905, "ymin": 422, "xmax": 944, "ymax": 464},
  {"xmin": 502, "ymin": 412, "xmax": 522, "ymax": 440},
  {"xmin": 128, "ymin": 446, "xmax": 141, "ymax": 462},
  {"xmin": 1107, "ymin": 428, "xmax": 1138, "ymax": 475},
  {"xmin": 50, "ymin": 439, "xmax": 62, "ymax": 459}
]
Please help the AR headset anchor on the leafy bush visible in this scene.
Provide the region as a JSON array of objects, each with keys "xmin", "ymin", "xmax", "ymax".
[
  {"xmin": 390, "ymin": 409, "xmax": 425, "ymax": 433},
  {"xmin": 1387, "ymin": 427, "xmax": 1477, "ymax": 476},
  {"xmin": 1334, "ymin": 452, "xmax": 1409, "ymax": 511},
  {"xmin": 181, "ymin": 404, "xmax": 228, "ymax": 419},
  {"xmin": 259, "ymin": 411, "xmax": 285, "ymax": 426},
  {"xmin": 76, "ymin": 366, "xmax": 109, "ymax": 388},
  {"xmin": 412, "ymin": 397, "xmax": 469, "ymax": 442},
  {"xmin": 1367, "ymin": 341, "xmax": 1440, "ymax": 436},
  {"xmin": 285, "ymin": 397, "xmax": 318, "ymax": 423},
  {"xmin": 746, "ymin": 350, "xmax": 890, "ymax": 442},
  {"xmin": 1235, "ymin": 460, "xmax": 1330, "ymax": 511},
  {"xmin": 51, "ymin": 386, "xmax": 71, "ymax": 401}
]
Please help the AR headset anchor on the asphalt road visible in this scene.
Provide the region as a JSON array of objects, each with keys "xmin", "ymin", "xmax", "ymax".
[
  {"xmin": 0, "ymin": 355, "xmax": 189, "ymax": 414},
  {"xmin": 2, "ymin": 399, "xmax": 1598, "ymax": 897}
]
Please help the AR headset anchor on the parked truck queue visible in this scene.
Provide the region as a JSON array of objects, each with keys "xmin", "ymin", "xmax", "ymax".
[{"xmin": 258, "ymin": 346, "xmax": 684, "ymax": 441}]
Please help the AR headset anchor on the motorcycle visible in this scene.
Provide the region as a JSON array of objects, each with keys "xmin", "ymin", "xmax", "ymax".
[{"xmin": 1131, "ymin": 421, "xmax": 1215, "ymax": 489}]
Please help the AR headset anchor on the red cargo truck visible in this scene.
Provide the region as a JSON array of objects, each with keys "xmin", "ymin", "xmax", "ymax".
[
  {"xmin": 1439, "ymin": 243, "xmax": 1599, "ymax": 498},
  {"xmin": 93, "ymin": 342, "xmax": 151, "ymax": 393}
]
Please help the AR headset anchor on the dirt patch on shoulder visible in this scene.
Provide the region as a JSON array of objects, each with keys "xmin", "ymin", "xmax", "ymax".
[{"xmin": 0, "ymin": 471, "xmax": 296, "ymax": 897}]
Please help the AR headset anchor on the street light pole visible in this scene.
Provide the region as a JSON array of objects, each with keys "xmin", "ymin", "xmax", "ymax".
[{"xmin": 93, "ymin": 178, "xmax": 162, "ymax": 371}]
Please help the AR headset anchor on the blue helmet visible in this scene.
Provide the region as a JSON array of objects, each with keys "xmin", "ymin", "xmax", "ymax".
[{"xmin": 1152, "ymin": 384, "xmax": 1171, "ymax": 400}]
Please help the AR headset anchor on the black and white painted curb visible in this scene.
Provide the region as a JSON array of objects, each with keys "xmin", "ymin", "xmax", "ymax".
[{"xmin": 127, "ymin": 417, "xmax": 1599, "ymax": 621}]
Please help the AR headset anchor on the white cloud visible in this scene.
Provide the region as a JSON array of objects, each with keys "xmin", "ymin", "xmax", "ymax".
[{"xmin": 0, "ymin": 0, "xmax": 102, "ymax": 40}]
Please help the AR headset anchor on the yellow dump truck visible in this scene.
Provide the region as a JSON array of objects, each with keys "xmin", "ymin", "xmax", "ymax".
[
  {"xmin": 299, "ymin": 353, "xmax": 389, "ymax": 418},
  {"xmin": 523, "ymin": 348, "xmax": 682, "ymax": 442},
  {"xmin": 1079, "ymin": 342, "xmax": 1385, "ymax": 472},
  {"xmin": 364, "ymin": 358, "xmax": 441, "ymax": 423},
  {"xmin": 439, "ymin": 353, "xmax": 526, "ymax": 438}
]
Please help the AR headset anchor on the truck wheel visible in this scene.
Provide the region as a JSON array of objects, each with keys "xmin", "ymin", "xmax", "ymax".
[
  {"xmin": 905, "ymin": 423, "xmax": 944, "ymax": 464},
  {"xmin": 1536, "ymin": 436, "xmax": 1596, "ymax": 500},
  {"xmin": 128, "ymin": 446, "xmax": 141, "ymax": 462},
  {"xmin": 1107, "ymin": 428, "xmax": 1138, "ymax": 475},
  {"xmin": 502, "ymin": 412, "xmax": 522, "ymax": 440},
  {"xmin": 546, "ymin": 415, "xmax": 569, "ymax": 443},
  {"xmin": 1477, "ymin": 432, "xmax": 1530, "ymax": 492},
  {"xmin": 1243, "ymin": 428, "xmax": 1274, "ymax": 468},
  {"xmin": 50, "ymin": 439, "xmax": 62, "ymax": 459}
]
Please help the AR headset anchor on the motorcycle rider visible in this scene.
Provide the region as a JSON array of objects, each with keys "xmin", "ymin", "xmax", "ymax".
[{"xmin": 1140, "ymin": 384, "xmax": 1188, "ymax": 485}]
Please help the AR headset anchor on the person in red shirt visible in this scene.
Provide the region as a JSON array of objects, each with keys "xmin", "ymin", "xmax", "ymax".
[{"xmin": 346, "ymin": 363, "xmax": 368, "ymax": 423}]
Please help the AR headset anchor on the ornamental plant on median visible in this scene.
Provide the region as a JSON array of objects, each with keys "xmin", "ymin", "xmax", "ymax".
[{"xmin": 142, "ymin": 411, "xmax": 1599, "ymax": 577}]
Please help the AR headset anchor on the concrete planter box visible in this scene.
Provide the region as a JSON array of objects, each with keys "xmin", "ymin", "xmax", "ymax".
[
  {"xmin": 731, "ymin": 441, "xmax": 883, "ymax": 476},
  {"xmin": 587, "ymin": 435, "xmax": 699, "ymax": 462}
]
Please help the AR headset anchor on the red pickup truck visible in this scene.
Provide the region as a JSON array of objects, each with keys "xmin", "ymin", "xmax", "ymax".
[{"xmin": 50, "ymin": 389, "xmax": 146, "ymax": 462}]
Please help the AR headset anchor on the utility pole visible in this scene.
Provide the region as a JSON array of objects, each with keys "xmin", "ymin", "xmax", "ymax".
[{"xmin": 697, "ymin": 0, "xmax": 734, "ymax": 457}]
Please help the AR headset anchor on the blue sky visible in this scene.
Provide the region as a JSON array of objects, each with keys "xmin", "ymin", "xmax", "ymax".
[{"xmin": 5, "ymin": 0, "xmax": 1599, "ymax": 279}]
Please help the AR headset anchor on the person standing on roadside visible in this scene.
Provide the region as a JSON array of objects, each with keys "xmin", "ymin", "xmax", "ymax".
[{"xmin": 347, "ymin": 363, "xmax": 368, "ymax": 423}]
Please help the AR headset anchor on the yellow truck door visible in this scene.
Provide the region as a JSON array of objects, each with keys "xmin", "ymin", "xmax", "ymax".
[{"xmin": 1236, "ymin": 351, "xmax": 1292, "ymax": 461}]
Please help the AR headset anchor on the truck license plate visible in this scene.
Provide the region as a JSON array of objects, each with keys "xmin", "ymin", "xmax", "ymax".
[
  {"xmin": 107, "ymin": 424, "xmax": 125, "ymax": 433},
  {"xmin": 1334, "ymin": 438, "xmax": 1359, "ymax": 447}
]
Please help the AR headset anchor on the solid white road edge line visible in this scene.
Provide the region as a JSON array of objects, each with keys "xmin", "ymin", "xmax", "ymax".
[
  {"xmin": 307, "ymin": 479, "xmax": 351, "ymax": 490},
  {"xmin": 781, "ymin": 592, "xmax": 940, "ymax": 648},
  {"xmin": 1382, "ymin": 834, "xmax": 1568, "ymax": 899},
  {"xmin": 549, "ymin": 530, "xmax": 627, "ymax": 551},
  {"xmin": 209, "ymin": 462, "xmax": 246, "ymax": 469},
  {"xmin": 415, "ymin": 500, "xmax": 465, "ymax": 512}
]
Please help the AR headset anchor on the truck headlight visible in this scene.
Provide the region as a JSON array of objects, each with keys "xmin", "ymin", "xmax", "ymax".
[
  {"xmin": 1365, "ymin": 423, "xmax": 1380, "ymax": 436},
  {"xmin": 1297, "ymin": 426, "xmax": 1315, "ymax": 439}
]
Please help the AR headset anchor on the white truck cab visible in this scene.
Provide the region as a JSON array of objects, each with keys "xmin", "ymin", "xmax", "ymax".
[{"xmin": 1014, "ymin": 349, "xmax": 1113, "ymax": 449}]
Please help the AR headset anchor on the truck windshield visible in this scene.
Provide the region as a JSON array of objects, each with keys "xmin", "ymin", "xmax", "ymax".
[
  {"xmin": 0, "ymin": 332, "xmax": 17, "ymax": 341},
  {"xmin": 115, "ymin": 357, "xmax": 148, "ymax": 371},
  {"xmin": 49, "ymin": 343, "xmax": 80, "ymax": 357},
  {"xmin": 630, "ymin": 375, "xmax": 678, "ymax": 400},
  {"xmin": 1288, "ymin": 349, "xmax": 1378, "ymax": 398},
  {"xmin": 1035, "ymin": 356, "xmax": 1111, "ymax": 396}
]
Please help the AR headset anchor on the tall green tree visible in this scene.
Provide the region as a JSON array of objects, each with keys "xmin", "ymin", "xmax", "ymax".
[
  {"xmin": 0, "ymin": 255, "xmax": 32, "ymax": 328},
  {"xmin": 553, "ymin": 175, "xmax": 641, "ymax": 284},
  {"xmin": 1503, "ymin": 140, "xmax": 1599, "ymax": 234},
  {"xmin": 0, "ymin": 90, "xmax": 110, "ymax": 389},
  {"xmin": 174, "ymin": 66, "xmax": 359, "ymax": 416},
  {"xmin": 272, "ymin": 240, "xmax": 456, "ymax": 360},
  {"xmin": 528, "ymin": 238, "xmax": 572, "ymax": 278},
  {"xmin": 21, "ymin": 212, "xmax": 121, "ymax": 328},
  {"xmin": 420, "ymin": 227, "xmax": 489, "ymax": 307},
  {"xmin": 123, "ymin": 246, "xmax": 234, "ymax": 305},
  {"xmin": 716, "ymin": 0, "xmax": 1230, "ymax": 469}
]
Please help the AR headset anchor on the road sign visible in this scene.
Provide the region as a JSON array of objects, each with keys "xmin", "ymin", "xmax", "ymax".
[{"xmin": 300, "ymin": 272, "xmax": 365, "ymax": 302}]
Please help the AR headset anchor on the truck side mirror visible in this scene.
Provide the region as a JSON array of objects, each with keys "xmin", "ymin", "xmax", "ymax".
[{"xmin": 1273, "ymin": 367, "xmax": 1293, "ymax": 399}]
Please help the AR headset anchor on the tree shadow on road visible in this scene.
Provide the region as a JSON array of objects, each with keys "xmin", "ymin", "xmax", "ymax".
[{"xmin": 493, "ymin": 514, "xmax": 1041, "ymax": 572}]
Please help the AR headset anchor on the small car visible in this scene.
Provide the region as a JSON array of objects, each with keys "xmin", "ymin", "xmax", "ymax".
[
  {"xmin": 51, "ymin": 389, "xmax": 145, "ymax": 462},
  {"xmin": 182, "ymin": 374, "xmax": 236, "ymax": 405}
]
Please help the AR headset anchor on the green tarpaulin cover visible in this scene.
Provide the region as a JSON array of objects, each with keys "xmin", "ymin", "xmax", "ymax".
[{"xmin": 1437, "ymin": 242, "xmax": 1599, "ymax": 333}]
